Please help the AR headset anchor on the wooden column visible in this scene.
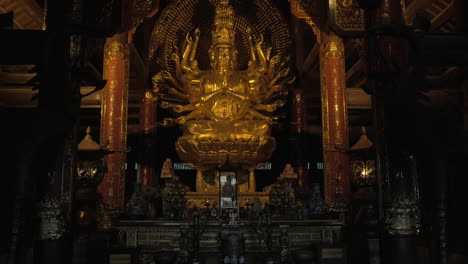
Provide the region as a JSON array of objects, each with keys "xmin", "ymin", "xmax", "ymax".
[
  {"xmin": 369, "ymin": 1, "xmax": 419, "ymax": 263},
  {"xmin": 290, "ymin": 89, "xmax": 309, "ymax": 191},
  {"xmin": 139, "ymin": 91, "xmax": 157, "ymax": 187},
  {"xmin": 99, "ymin": 33, "xmax": 129, "ymax": 210},
  {"xmin": 319, "ymin": 32, "xmax": 350, "ymax": 210}
]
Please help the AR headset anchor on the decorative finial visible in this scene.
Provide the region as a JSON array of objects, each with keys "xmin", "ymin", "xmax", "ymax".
[
  {"xmin": 351, "ymin": 126, "xmax": 373, "ymax": 150},
  {"xmin": 160, "ymin": 158, "xmax": 175, "ymax": 178},
  {"xmin": 78, "ymin": 126, "xmax": 101, "ymax": 151},
  {"xmin": 360, "ymin": 126, "xmax": 367, "ymax": 135}
]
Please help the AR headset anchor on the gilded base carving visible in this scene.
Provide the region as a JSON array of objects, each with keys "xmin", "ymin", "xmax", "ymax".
[
  {"xmin": 176, "ymin": 121, "xmax": 276, "ymax": 170},
  {"xmin": 117, "ymin": 220, "xmax": 344, "ymax": 252}
]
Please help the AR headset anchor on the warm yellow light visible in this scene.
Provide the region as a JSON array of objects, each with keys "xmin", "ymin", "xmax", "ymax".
[
  {"xmin": 361, "ymin": 169, "xmax": 368, "ymax": 178},
  {"xmin": 352, "ymin": 160, "xmax": 375, "ymax": 186}
]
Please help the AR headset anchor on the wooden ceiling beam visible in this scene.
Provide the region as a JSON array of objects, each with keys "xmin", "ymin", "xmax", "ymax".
[
  {"xmin": 0, "ymin": 0, "xmax": 43, "ymax": 29},
  {"xmin": 0, "ymin": 85, "xmax": 145, "ymax": 108},
  {"xmin": 0, "ymin": 5, "xmax": 24, "ymax": 29},
  {"xmin": 0, "ymin": 72, "xmax": 36, "ymax": 84},
  {"xmin": 302, "ymin": 42, "xmax": 319, "ymax": 74},
  {"xmin": 405, "ymin": 0, "xmax": 432, "ymax": 24},
  {"xmin": 346, "ymin": 58, "xmax": 364, "ymax": 81},
  {"xmin": 430, "ymin": 2, "xmax": 455, "ymax": 31},
  {"xmin": 353, "ymin": 78, "xmax": 367, "ymax": 89},
  {"xmin": 19, "ymin": 0, "xmax": 43, "ymax": 29}
]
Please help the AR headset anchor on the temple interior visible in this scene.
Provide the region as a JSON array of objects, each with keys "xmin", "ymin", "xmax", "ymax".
[{"xmin": 0, "ymin": 0, "xmax": 467, "ymax": 264}]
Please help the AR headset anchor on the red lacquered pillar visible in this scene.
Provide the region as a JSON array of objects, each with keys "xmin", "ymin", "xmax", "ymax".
[
  {"xmin": 99, "ymin": 33, "xmax": 129, "ymax": 210},
  {"xmin": 319, "ymin": 32, "xmax": 350, "ymax": 210},
  {"xmin": 139, "ymin": 91, "xmax": 157, "ymax": 187}
]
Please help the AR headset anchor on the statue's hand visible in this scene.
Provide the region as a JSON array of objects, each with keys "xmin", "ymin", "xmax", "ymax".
[
  {"xmin": 160, "ymin": 101, "xmax": 170, "ymax": 109},
  {"xmin": 176, "ymin": 116, "xmax": 187, "ymax": 125},
  {"xmin": 158, "ymin": 118, "xmax": 175, "ymax": 127},
  {"xmin": 270, "ymin": 55, "xmax": 280, "ymax": 65},
  {"xmin": 171, "ymin": 53, "xmax": 179, "ymax": 62},
  {"xmin": 278, "ymin": 67, "xmax": 290, "ymax": 78},
  {"xmin": 193, "ymin": 28, "xmax": 200, "ymax": 38},
  {"xmin": 274, "ymin": 100, "xmax": 286, "ymax": 107},
  {"xmin": 185, "ymin": 32, "xmax": 192, "ymax": 43},
  {"xmin": 266, "ymin": 47, "xmax": 272, "ymax": 60},
  {"xmin": 272, "ymin": 85, "xmax": 283, "ymax": 92},
  {"xmin": 266, "ymin": 104, "xmax": 276, "ymax": 112},
  {"xmin": 173, "ymin": 105, "xmax": 184, "ymax": 113}
]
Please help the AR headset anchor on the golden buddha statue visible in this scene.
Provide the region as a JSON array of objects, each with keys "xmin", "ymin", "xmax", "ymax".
[{"xmin": 152, "ymin": 0, "xmax": 293, "ymax": 174}]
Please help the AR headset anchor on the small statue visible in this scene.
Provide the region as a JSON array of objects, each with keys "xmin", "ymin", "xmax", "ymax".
[
  {"xmin": 308, "ymin": 183, "xmax": 328, "ymax": 217},
  {"xmin": 125, "ymin": 185, "xmax": 148, "ymax": 219},
  {"xmin": 239, "ymin": 256, "xmax": 246, "ymax": 264},
  {"xmin": 211, "ymin": 202, "xmax": 218, "ymax": 218},
  {"xmin": 251, "ymin": 198, "xmax": 263, "ymax": 217},
  {"xmin": 221, "ymin": 175, "xmax": 236, "ymax": 207}
]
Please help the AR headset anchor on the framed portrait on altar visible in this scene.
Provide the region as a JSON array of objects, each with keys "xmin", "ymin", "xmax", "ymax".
[{"xmin": 219, "ymin": 171, "xmax": 237, "ymax": 209}]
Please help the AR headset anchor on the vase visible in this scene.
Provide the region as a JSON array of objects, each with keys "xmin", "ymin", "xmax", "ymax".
[
  {"xmin": 146, "ymin": 201, "xmax": 156, "ymax": 219},
  {"xmin": 125, "ymin": 195, "xmax": 147, "ymax": 219}
]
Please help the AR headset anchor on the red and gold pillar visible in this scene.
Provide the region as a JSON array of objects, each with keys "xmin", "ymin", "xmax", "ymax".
[
  {"xmin": 139, "ymin": 91, "xmax": 157, "ymax": 186},
  {"xmin": 99, "ymin": 33, "xmax": 129, "ymax": 210},
  {"xmin": 319, "ymin": 32, "xmax": 350, "ymax": 210}
]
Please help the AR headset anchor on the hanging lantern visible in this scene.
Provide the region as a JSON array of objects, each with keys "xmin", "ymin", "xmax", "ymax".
[{"xmin": 350, "ymin": 126, "xmax": 375, "ymax": 187}]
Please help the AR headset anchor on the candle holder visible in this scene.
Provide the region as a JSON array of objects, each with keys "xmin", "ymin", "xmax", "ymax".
[
  {"xmin": 204, "ymin": 200, "xmax": 211, "ymax": 220},
  {"xmin": 245, "ymin": 199, "xmax": 254, "ymax": 209}
]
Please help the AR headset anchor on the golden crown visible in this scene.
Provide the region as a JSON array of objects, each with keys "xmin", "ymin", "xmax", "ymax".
[{"xmin": 211, "ymin": 0, "xmax": 235, "ymax": 48}]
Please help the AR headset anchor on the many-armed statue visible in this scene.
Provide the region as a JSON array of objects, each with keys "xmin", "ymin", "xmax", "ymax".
[{"xmin": 152, "ymin": 0, "xmax": 294, "ymax": 170}]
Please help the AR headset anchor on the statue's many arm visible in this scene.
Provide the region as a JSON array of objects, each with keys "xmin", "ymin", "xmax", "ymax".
[
  {"xmin": 181, "ymin": 28, "xmax": 201, "ymax": 74},
  {"xmin": 153, "ymin": 29, "xmax": 204, "ymax": 126},
  {"xmin": 247, "ymin": 32, "xmax": 294, "ymax": 110}
]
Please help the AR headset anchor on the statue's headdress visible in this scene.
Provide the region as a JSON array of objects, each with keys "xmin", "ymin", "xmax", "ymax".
[{"xmin": 211, "ymin": 0, "xmax": 235, "ymax": 48}]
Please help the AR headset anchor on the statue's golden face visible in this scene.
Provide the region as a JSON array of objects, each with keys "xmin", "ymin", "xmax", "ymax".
[{"xmin": 210, "ymin": 46, "xmax": 236, "ymax": 70}]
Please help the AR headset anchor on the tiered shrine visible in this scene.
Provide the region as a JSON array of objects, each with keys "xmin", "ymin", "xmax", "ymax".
[{"xmin": 109, "ymin": 1, "xmax": 350, "ymax": 263}]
